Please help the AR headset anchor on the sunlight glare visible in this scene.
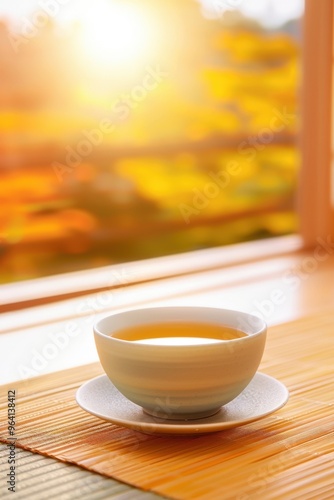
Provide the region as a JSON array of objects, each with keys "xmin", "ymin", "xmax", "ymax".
[
  {"xmin": 77, "ymin": 0, "xmax": 152, "ymax": 66},
  {"xmin": 200, "ymin": 0, "xmax": 304, "ymax": 28}
]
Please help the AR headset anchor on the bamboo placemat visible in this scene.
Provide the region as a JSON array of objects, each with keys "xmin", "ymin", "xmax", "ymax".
[
  {"xmin": 0, "ymin": 444, "xmax": 165, "ymax": 499},
  {"xmin": 1, "ymin": 310, "xmax": 334, "ymax": 499}
]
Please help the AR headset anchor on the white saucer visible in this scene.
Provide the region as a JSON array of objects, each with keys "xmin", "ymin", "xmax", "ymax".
[{"xmin": 76, "ymin": 373, "xmax": 288, "ymax": 435}]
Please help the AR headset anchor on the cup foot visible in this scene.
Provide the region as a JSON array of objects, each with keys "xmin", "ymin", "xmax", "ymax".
[{"xmin": 142, "ymin": 406, "xmax": 221, "ymax": 421}]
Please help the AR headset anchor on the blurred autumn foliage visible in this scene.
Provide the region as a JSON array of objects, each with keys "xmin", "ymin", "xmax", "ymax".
[{"xmin": 0, "ymin": 1, "xmax": 301, "ymax": 283}]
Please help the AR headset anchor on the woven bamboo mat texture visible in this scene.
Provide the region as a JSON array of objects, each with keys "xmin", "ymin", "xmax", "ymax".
[
  {"xmin": 0, "ymin": 444, "xmax": 165, "ymax": 499},
  {"xmin": 1, "ymin": 310, "xmax": 334, "ymax": 499}
]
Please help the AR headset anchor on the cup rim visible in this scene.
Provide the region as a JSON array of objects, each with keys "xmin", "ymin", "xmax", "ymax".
[{"xmin": 94, "ymin": 306, "xmax": 267, "ymax": 345}]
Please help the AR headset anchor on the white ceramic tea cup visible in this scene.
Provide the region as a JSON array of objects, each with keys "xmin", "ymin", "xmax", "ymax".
[{"xmin": 94, "ymin": 307, "xmax": 267, "ymax": 420}]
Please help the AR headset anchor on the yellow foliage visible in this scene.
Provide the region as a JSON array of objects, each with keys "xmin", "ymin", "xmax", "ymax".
[
  {"xmin": 262, "ymin": 212, "xmax": 297, "ymax": 235},
  {"xmin": 214, "ymin": 31, "xmax": 299, "ymax": 65}
]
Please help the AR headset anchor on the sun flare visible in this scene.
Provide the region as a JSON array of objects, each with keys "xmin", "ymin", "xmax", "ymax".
[{"xmin": 77, "ymin": 0, "xmax": 152, "ymax": 66}]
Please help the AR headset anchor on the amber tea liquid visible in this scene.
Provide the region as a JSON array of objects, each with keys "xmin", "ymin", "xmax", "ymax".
[{"xmin": 114, "ymin": 322, "xmax": 248, "ymax": 345}]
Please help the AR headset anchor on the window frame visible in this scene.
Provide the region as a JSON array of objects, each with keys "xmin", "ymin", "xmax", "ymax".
[
  {"xmin": 1, "ymin": 0, "xmax": 333, "ymax": 312},
  {"xmin": 299, "ymin": 0, "xmax": 334, "ymax": 245}
]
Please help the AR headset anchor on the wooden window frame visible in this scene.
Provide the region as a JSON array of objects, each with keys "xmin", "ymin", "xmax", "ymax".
[
  {"xmin": 1, "ymin": 0, "xmax": 333, "ymax": 312},
  {"xmin": 299, "ymin": 0, "xmax": 334, "ymax": 245}
]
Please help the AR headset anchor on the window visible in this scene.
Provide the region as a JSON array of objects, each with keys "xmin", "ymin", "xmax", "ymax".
[{"xmin": 0, "ymin": 0, "xmax": 305, "ymax": 285}]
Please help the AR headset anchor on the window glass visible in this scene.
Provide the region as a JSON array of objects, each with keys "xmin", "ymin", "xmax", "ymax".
[{"xmin": 0, "ymin": 0, "xmax": 303, "ymax": 283}]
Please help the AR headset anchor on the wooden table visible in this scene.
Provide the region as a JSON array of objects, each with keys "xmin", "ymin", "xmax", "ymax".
[{"xmin": 1, "ymin": 250, "xmax": 334, "ymax": 499}]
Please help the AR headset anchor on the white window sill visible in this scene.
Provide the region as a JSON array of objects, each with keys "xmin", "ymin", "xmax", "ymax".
[{"xmin": 0, "ymin": 235, "xmax": 302, "ymax": 312}]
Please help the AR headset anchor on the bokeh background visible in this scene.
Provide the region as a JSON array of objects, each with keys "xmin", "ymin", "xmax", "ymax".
[{"xmin": 0, "ymin": 0, "xmax": 303, "ymax": 283}]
